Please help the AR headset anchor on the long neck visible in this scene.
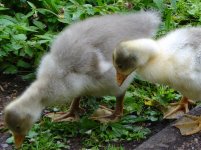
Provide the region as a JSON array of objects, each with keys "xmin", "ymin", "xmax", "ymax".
[{"xmin": 14, "ymin": 79, "xmax": 48, "ymax": 122}]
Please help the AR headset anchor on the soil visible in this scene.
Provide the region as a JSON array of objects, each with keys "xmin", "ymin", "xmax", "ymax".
[{"xmin": 0, "ymin": 73, "xmax": 171, "ymax": 150}]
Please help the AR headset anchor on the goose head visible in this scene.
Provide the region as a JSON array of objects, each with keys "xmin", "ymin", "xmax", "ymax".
[{"xmin": 113, "ymin": 39, "xmax": 159, "ymax": 85}]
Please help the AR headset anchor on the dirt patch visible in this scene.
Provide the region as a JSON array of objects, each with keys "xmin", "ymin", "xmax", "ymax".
[{"xmin": 0, "ymin": 73, "xmax": 171, "ymax": 150}]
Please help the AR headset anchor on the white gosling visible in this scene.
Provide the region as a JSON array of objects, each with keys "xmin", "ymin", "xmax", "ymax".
[{"xmin": 113, "ymin": 27, "xmax": 201, "ymax": 135}]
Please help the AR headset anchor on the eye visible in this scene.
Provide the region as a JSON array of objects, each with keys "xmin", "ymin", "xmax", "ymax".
[
  {"xmin": 118, "ymin": 64, "xmax": 123, "ymax": 69},
  {"xmin": 16, "ymin": 125, "xmax": 20, "ymax": 130}
]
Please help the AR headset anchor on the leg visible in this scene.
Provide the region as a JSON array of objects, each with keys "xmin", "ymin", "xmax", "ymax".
[
  {"xmin": 46, "ymin": 97, "xmax": 83, "ymax": 122},
  {"xmin": 112, "ymin": 92, "xmax": 125, "ymax": 118},
  {"xmin": 90, "ymin": 92, "xmax": 125, "ymax": 123},
  {"xmin": 163, "ymin": 96, "xmax": 195, "ymax": 119}
]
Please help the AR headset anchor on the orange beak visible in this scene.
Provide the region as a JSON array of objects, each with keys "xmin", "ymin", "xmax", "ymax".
[
  {"xmin": 116, "ymin": 71, "xmax": 128, "ymax": 86},
  {"xmin": 13, "ymin": 132, "xmax": 25, "ymax": 149}
]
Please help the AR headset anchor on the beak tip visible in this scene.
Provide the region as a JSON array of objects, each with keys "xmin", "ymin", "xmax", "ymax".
[
  {"xmin": 116, "ymin": 72, "xmax": 127, "ymax": 86},
  {"xmin": 117, "ymin": 80, "xmax": 124, "ymax": 86},
  {"xmin": 13, "ymin": 133, "xmax": 25, "ymax": 149}
]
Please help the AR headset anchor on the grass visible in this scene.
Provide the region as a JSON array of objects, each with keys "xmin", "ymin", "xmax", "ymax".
[
  {"xmin": 1, "ymin": 0, "xmax": 201, "ymax": 149},
  {"xmin": 6, "ymin": 79, "xmax": 180, "ymax": 149}
]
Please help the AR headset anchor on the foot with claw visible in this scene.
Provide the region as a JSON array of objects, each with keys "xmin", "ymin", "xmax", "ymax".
[
  {"xmin": 173, "ymin": 114, "xmax": 201, "ymax": 135},
  {"xmin": 90, "ymin": 105, "xmax": 121, "ymax": 123},
  {"xmin": 163, "ymin": 97, "xmax": 195, "ymax": 119},
  {"xmin": 90, "ymin": 93, "xmax": 125, "ymax": 123},
  {"xmin": 45, "ymin": 97, "xmax": 84, "ymax": 122},
  {"xmin": 45, "ymin": 107, "xmax": 85, "ymax": 122},
  {"xmin": 45, "ymin": 111, "xmax": 80, "ymax": 122}
]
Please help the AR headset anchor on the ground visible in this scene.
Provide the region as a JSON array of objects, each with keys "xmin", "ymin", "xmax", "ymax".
[
  {"xmin": 0, "ymin": 75, "xmax": 201, "ymax": 150},
  {"xmin": 135, "ymin": 107, "xmax": 201, "ymax": 150}
]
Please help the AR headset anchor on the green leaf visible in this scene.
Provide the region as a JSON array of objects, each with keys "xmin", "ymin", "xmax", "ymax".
[
  {"xmin": 17, "ymin": 60, "xmax": 31, "ymax": 68},
  {"xmin": 27, "ymin": 1, "xmax": 36, "ymax": 9},
  {"xmin": 0, "ymin": 7, "xmax": 9, "ymax": 11},
  {"xmin": 69, "ymin": 0, "xmax": 80, "ymax": 5},
  {"xmin": 121, "ymin": 115, "xmax": 147, "ymax": 124},
  {"xmin": 96, "ymin": 0, "xmax": 103, "ymax": 6},
  {"xmin": 15, "ymin": 24, "xmax": 38, "ymax": 32},
  {"xmin": 58, "ymin": 18, "xmax": 71, "ymax": 24},
  {"xmin": 25, "ymin": 11, "xmax": 35, "ymax": 18},
  {"xmin": 0, "ymin": 15, "xmax": 17, "ymax": 23},
  {"xmin": 149, "ymin": 116, "xmax": 158, "ymax": 121},
  {"xmin": 153, "ymin": 0, "xmax": 164, "ymax": 11},
  {"xmin": 6, "ymin": 136, "xmax": 14, "ymax": 144},
  {"xmin": 37, "ymin": 39, "xmax": 50, "ymax": 44},
  {"xmin": 171, "ymin": 0, "xmax": 177, "ymax": 11},
  {"xmin": 33, "ymin": 20, "xmax": 46, "ymax": 30},
  {"xmin": 0, "ymin": 50, "xmax": 7, "ymax": 57},
  {"xmin": 72, "ymin": 9, "xmax": 84, "ymax": 21},
  {"xmin": 35, "ymin": 34, "xmax": 53, "ymax": 40},
  {"xmin": 4, "ymin": 65, "xmax": 18, "ymax": 74},
  {"xmin": 80, "ymin": 117, "xmax": 98, "ymax": 130},
  {"xmin": 103, "ymin": 96, "xmax": 116, "ymax": 102},
  {"xmin": 0, "ymin": 33, "xmax": 10, "ymax": 39},
  {"xmin": 24, "ymin": 46, "xmax": 34, "ymax": 57},
  {"xmin": 84, "ymin": 4, "xmax": 95, "ymax": 15},
  {"xmin": 11, "ymin": 43, "xmax": 23, "ymax": 51},
  {"xmin": 0, "ymin": 19, "xmax": 15, "ymax": 26},
  {"xmin": 27, "ymin": 130, "xmax": 38, "ymax": 138},
  {"xmin": 37, "ymin": 8, "xmax": 58, "ymax": 16},
  {"xmin": 22, "ymin": 72, "xmax": 35, "ymax": 80},
  {"xmin": 13, "ymin": 34, "xmax": 27, "ymax": 41}
]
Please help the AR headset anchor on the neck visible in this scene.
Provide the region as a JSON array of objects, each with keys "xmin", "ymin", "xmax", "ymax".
[
  {"xmin": 136, "ymin": 47, "xmax": 174, "ymax": 85},
  {"xmin": 15, "ymin": 79, "xmax": 48, "ymax": 122},
  {"xmin": 128, "ymin": 39, "xmax": 161, "ymax": 67}
]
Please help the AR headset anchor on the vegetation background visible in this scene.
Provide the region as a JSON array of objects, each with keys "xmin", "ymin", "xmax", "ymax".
[{"xmin": 1, "ymin": 0, "xmax": 201, "ymax": 149}]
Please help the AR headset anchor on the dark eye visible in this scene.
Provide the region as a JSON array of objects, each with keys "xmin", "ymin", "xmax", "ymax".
[
  {"xmin": 16, "ymin": 125, "xmax": 20, "ymax": 130},
  {"xmin": 118, "ymin": 64, "xmax": 123, "ymax": 69}
]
